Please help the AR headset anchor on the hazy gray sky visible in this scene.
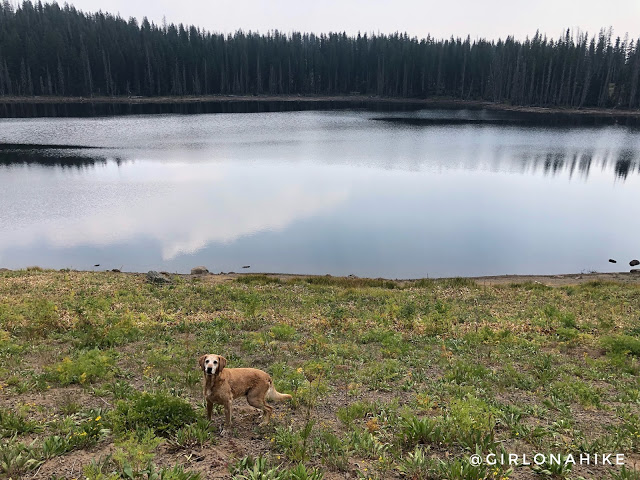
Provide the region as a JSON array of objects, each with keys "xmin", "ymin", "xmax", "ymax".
[{"xmin": 58, "ymin": 0, "xmax": 640, "ymax": 41}]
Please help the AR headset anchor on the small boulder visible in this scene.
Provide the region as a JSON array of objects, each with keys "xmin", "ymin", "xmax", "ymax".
[
  {"xmin": 631, "ymin": 269, "xmax": 640, "ymax": 274},
  {"xmin": 630, "ymin": 259, "xmax": 640, "ymax": 267},
  {"xmin": 146, "ymin": 270, "xmax": 171, "ymax": 284},
  {"xmin": 608, "ymin": 259, "xmax": 617, "ymax": 263},
  {"xmin": 191, "ymin": 266, "xmax": 209, "ymax": 275},
  {"xmin": 111, "ymin": 269, "xmax": 121, "ymax": 273}
]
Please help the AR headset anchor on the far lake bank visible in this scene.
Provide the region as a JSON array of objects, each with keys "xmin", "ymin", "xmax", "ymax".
[{"xmin": 1, "ymin": 94, "xmax": 640, "ymax": 125}]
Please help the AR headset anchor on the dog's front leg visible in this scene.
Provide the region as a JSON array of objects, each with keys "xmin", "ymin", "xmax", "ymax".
[
  {"xmin": 206, "ymin": 399, "xmax": 213, "ymax": 421},
  {"xmin": 224, "ymin": 400, "xmax": 233, "ymax": 427}
]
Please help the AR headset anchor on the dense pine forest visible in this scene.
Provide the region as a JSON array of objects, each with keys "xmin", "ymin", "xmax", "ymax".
[{"xmin": 0, "ymin": 1, "xmax": 639, "ymax": 109}]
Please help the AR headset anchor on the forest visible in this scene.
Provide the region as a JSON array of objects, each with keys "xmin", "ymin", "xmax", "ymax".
[{"xmin": 0, "ymin": 1, "xmax": 639, "ymax": 109}]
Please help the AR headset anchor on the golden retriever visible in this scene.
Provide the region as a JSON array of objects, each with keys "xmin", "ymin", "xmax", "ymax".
[{"xmin": 198, "ymin": 354, "xmax": 292, "ymax": 427}]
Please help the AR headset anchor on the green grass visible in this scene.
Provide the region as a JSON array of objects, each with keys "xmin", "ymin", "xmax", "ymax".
[{"xmin": 0, "ymin": 270, "xmax": 639, "ymax": 478}]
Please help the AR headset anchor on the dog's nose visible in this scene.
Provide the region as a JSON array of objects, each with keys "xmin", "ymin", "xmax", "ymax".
[{"xmin": 206, "ymin": 367, "xmax": 213, "ymax": 373}]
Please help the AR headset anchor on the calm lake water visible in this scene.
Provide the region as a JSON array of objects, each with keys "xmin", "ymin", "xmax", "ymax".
[{"xmin": 1, "ymin": 109, "xmax": 639, "ymax": 278}]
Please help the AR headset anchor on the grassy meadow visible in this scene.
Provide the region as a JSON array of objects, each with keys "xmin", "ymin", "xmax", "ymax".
[{"xmin": 0, "ymin": 269, "xmax": 639, "ymax": 479}]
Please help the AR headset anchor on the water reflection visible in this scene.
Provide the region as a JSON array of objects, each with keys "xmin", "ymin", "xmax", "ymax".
[
  {"xmin": 0, "ymin": 161, "xmax": 349, "ymax": 264},
  {"xmin": 0, "ymin": 145, "xmax": 127, "ymax": 170},
  {"xmin": 514, "ymin": 149, "xmax": 640, "ymax": 179},
  {"xmin": 0, "ymin": 145, "xmax": 637, "ymax": 180},
  {"xmin": 613, "ymin": 150, "xmax": 640, "ymax": 179}
]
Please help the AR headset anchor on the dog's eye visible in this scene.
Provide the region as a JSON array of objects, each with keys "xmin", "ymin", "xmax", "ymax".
[
  {"xmin": 205, "ymin": 360, "xmax": 209, "ymax": 364},
  {"xmin": 213, "ymin": 360, "xmax": 218, "ymax": 364}
]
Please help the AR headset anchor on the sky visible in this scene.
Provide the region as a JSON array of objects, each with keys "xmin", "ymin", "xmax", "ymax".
[{"xmin": 32, "ymin": 0, "xmax": 640, "ymax": 41}]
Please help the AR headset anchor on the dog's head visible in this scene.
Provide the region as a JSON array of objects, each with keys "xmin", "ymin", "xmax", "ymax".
[{"xmin": 198, "ymin": 354, "xmax": 227, "ymax": 376}]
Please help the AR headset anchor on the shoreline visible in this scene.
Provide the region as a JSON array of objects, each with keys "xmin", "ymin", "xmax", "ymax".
[
  {"xmin": 4, "ymin": 268, "xmax": 640, "ymax": 287},
  {"xmin": 1, "ymin": 94, "xmax": 640, "ymax": 121}
]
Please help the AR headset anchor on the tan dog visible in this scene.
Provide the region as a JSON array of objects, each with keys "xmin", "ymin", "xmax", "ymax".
[{"xmin": 198, "ymin": 354, "xmax": 292, "ymax": 427}]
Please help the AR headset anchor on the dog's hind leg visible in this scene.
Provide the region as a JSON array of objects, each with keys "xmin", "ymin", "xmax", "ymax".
[{"xmin": 247, "ymin": 390, "xmax": 273, "ymax": 426}]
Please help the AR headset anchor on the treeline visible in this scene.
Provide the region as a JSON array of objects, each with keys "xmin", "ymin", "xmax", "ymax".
[{"xmin": 1, "ymin": 1, "xmax": 640, "ymax": 109}]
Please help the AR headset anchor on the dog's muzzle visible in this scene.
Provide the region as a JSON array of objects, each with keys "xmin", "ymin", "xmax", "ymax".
[{"xmin": 206, "ymin": 367, "xmax": 213, "ymax": 375}]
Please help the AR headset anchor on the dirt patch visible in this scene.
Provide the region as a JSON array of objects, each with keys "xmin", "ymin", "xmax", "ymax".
[
  {"xmin": 0, "ymin": 386, "xmax": 108, "ymax": 413},
  {"xmin": 31, "ymin": 442, "xmax": 113, "ymax": 479}
]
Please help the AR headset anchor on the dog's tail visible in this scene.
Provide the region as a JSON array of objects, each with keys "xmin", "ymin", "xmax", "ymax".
[{"xmin": 266, "ymin": 379, "xmax": 292, "ymax": 402}]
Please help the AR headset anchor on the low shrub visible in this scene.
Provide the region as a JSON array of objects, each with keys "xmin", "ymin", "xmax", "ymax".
[
  {"xmin": 49, "ymin": 349, "xmax": 117, "ymax": 385},
  {"xmin": 110, "ymin": 391, "xmax": 197, "ymax": 437},
  {"xmin": 601, "ymin": 335, "xmax": 640, "ymax": 356},
  {"xmin": 270, "ymin": 324, "xmax": 297, "ymax": 341},
  {"xmin": 0, "ymin": 299, "xmax": 64, "ymax": 339}
]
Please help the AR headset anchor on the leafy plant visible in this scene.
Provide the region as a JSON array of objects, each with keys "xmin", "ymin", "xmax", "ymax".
[
  {"xmin": 0, "ymin": 438, "xmax": 42, "ymax": 476},
  {"xmin": 230, "ymin": 455, "xmax": 281, "ymax": 480},
  {"xmin": 112, "ymin": 430, "xmax": 163, "ymax": 478},
  {"xmin": 0, "ymin": 408, "xmax": 41, "ymax": 437},
  {"xmin": 432, "ymin": 457, "xmax": 490, "ymax": 480},
  {"xmin": 530, "ymin": 454, "xmax": 573, "ymax": 478},
  {"xmin": 610, "ymin": 466, "xmax": 640, "ymax": 480},
  {"xmin": 167, "ymin": 419, "xmax": 211, "ymax": 451},
  {"xmin": 273, "ymin": 420, "xmax": 316, "ymax": 462},
  {"xmin": 397, "ymin": 446, "xmax": 433, "ymax": 479},
  {"xmin": 286, "ymin": 463, "xmax": 324, "ymax": 480},
  {"xmin": 401, "ymin": 416, "xmax": 443, "ymax": 447},
  {"xmin": 229, "ymin": 455, "xmax": 323, "ymax": 480}
]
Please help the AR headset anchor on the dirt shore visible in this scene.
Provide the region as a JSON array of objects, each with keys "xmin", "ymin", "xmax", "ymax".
[
  {"xmin": 8, "ymin": 267, "xmax": 640, "ymax": 287},
  {"xmin": 197, "ymin": 270, "xmax": 640, "ymax": 287}
]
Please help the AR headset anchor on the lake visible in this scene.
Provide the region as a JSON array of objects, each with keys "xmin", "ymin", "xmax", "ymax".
[{"xmin": 1, "ymin": 109, "xmax": 639, "ymax": 278}]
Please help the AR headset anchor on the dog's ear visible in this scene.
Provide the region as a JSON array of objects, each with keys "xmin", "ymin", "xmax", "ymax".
[
  {"xmin": 198, "ymin": 355, "xmax": 206, "ymax": 369},
  {"xmin": 218, "ymin": 355, "xmax": 227, "ymax": 373}
]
